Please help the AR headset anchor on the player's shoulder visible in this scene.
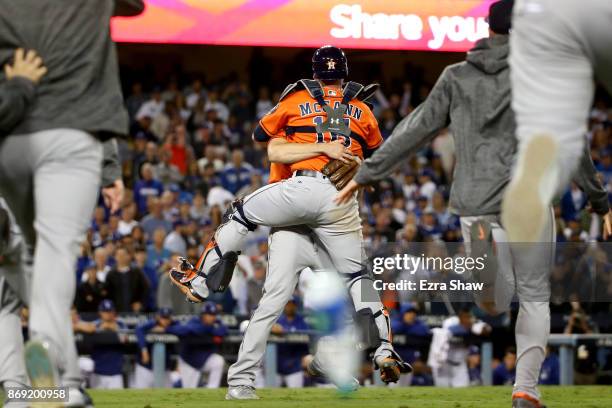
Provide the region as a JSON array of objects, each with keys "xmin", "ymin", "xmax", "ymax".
[{"xmin": 278, "ymin": 80, "xmax": 311, "ymax": 103}]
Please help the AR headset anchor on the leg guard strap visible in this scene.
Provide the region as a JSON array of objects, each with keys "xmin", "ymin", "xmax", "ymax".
[{"xmin": 229, "ymin": 199, "xmax": 257, "ymax": 232}]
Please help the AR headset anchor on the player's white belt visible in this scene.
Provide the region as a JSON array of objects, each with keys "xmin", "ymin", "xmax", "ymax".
[{"xmin": 293, "ymin": 170, "xmax": 327, "ymax": 180}]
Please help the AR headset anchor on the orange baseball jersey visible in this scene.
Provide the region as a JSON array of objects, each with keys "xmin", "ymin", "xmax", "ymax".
[
  {"xmin": 254, "ymin": 83, "xmax": 383, "ymax": 173},
  {"xmin": 268, "ymin": 162, "xmax": 293, "ymax": 183}
]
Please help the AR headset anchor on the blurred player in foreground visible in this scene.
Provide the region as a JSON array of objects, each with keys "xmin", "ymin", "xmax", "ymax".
[
  {"xmin": 336, "ymin": 1, "xmax": 610, "ymax": 406},
  {"xmin": 503, "ymin": 0, "xmax": 612, "ymax": 244},
  {"xmin": 0, "ymin": 47, "xmax": 47, "ymax": 405},
  {"xmin": 0, "ymin": 1, "xmax": 143, "ymax": 406}
]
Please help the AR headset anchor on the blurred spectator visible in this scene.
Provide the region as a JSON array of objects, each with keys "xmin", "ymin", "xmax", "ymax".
[
  {"xmin": 186, "ymin": 79, "xmax": 206, "ymax": 109},
  {"xmin": 141, "ymin": 197, "xmax": 172, "ymax": 237},
  {"xmin": 75, "ymin": 262, "xmax": 107, "ymax": 313},
  {"xmin": 168, "ymin": 302, "xmax": 228, "ymax": 388},
  {"xmin": 91, "ymin": 247, "xmax": 111, "ymax": 283},
  {"xmin": 156, "ymin": 148, "xmax": 184, "ymax": 187},
  {"xmin": 147, "ymin": 228, "xmax": 171, "ymax": 270},
  {"xmin": 136, "ymin": 87, "xmax": 165, "ymax": 125},
  {"xmin": 271, "ymin": 298, "xmax": 309, "ymax": 388},
  {"xmin": 134, "ymin": 163, "xmax": 163, "ymax": 215},
  {"xmin": 538, "ymin": 347, "xmax": 560, "ymax": 385},
  {"xmin": 197, "ymin": 145, "xmax": 225, "ymax": 173},
  {"xmin": 418, "ymin": 169, "xmax": 437, "ymax": 202},
  {"xmin": 493, "ymin": 348, "xmax": 517, "ymax": 386},
  {"xmin": 165, "ymin": 124, "xmax": 193, "ymax": 175},
  {"xmin": 134, "ymin": 246, "xmax": 158, "ymax": 311},
  {"xmin": 126, "ymin": 82, "xmax": 147, "ymax": 120},
  {"xmin": 560, "ymin": 182, "xmax": 588, "ymax": 221},
  {"xmin": 190, "ymin": 193, "xmax": 209, "ymax": 222},
  {"xmin": 467, "ymin": 346, "xmax": 482, "ymax": 386},
  {"xmin": 564, "ymin": 303, "xmax": 599, "ymax": 384},
  {"xmin": 207, "ymin": 186, "xmax": 234, "ymax": 210},
  {"xmin": 236, "ymin": 171, "xmax": 263, "ymax": 198},
  {"xmin": 164, "ymin": 221, "xmax": 187, "ymax": 255},
  {"xmin": 220, "ymin": 149, "xmax": 253, "ymax": 194},
  {"xmin": 255, "ymin": 87, "xmax": 273, "ymax": 119},
  {"xmin": 205, "ymin": 90, "xmax": 229, "ymax": 121},
  {"xmin": 247, "ymin": 260, "xmax": 267, "ymax": 313},
  {"xmin": 117, "ymin": 203, "xmax": 138, "ymax": 236},
  {"xmin": 104, "ymin": 247, "xmax": 149, "ymax": 313}
]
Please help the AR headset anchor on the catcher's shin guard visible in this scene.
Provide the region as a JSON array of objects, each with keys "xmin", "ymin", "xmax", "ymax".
[
  {"xmin": 193, "ymin": 238, "xmax": 239, "ymax": 293},
  {"xmin": 204, "ymin": 250, "xmax": 238, "ymax": 293},
  {"xmin": 348, "ymin": 273, "xmax": 411, "ymax": 383}
]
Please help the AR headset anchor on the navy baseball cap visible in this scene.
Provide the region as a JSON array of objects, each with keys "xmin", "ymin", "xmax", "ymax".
[
  {"xmin": 200, "ymin": 302, "xmax": 217, "ymax": 315},
  {"xmin": 488, "ymin": 0, "xmax": 514, "ymax": 35},
  {"xmin": 98, "ymin": 299, "xmax": 115, "ymax": 312},
  {"xmin": 158, "ymin": 307, "xmax": 173, "ymax": 318},
  {"xmin": 401, "ymin": 303, "xmax": 417, "ymax": 314},
  {"xmin": 469, "ymin": 345, "xmax": 480, "ymax": 356}
]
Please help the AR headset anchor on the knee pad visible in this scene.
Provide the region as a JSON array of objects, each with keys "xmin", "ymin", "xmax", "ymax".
[{"xmin": 223, "ymin": 199, "xmax": 257, "ymax": 232}]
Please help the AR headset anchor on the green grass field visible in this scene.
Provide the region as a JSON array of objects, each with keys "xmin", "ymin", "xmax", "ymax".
[{"xmin": 88, "ymin": 386, "xmax": 611, "ymax": 408}]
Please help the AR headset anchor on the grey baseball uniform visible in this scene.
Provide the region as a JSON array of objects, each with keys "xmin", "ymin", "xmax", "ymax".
[
  {"xmin": 355, "ymin": 33, "xmax": 608, "ymax": 401},
  {"xmin": 508, "ymin": 2, "xmax": 612, "ymax": 397},
  {"xmin": 0, "ymin": 0, "xmax": 143, "ymax": 390},
  {"xmin": 510, "ymin": 0, "xmax": 612, "ymax": 197}
]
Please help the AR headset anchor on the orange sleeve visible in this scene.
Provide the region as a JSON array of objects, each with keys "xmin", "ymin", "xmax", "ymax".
[
  {"xmin": 257, "ymin": 102, "xmax": 289, "ymax": 140},
  {"xmin": 365, "ymin": 112, "xmax": 383, "ymax": 154}
]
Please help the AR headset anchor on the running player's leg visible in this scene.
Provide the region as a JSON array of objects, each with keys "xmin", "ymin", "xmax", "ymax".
[
  {"xmin": 459, "ymin": 215, "xmax": 515, "ymax": 315},
  {"xmin": 227, "ymin": 226, "xmax": 317, "ymax": 391},
  {"xmin": 512, "ymin": 209, "xmax": 555, "ymax": 402},
  {"xmin": 28, "ymin": 129, "xmax": 102, "ymax": 388},
  {"xmin": 0, "ymin": 278, "xmax": 28, "ymax": 391},
  {"xmin": 580, "ymin": 0, "xmax": 612, "ymax": 95},
  {"xmin": 0, "ymin": 142, "xmax": 38, "ymax": 394},
  {"xmin": 504, "ymin": 0, "xmax": 598, "ymax": 242}
]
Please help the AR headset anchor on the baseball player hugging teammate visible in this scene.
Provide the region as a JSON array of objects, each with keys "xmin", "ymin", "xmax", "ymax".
[{"xmin": 170, "ymin": 45, "xmax": 411, "ymax": 398}]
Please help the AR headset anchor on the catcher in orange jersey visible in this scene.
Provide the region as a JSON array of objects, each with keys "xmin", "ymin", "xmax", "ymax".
[{"xmin": 170, "ymin": 46, "xmax": 411, "ymax": 398}]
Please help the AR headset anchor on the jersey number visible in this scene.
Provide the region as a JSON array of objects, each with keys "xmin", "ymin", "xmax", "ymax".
[{"xmin": 313, "ymin": 116, "xmax": 351, "ymax": 147}]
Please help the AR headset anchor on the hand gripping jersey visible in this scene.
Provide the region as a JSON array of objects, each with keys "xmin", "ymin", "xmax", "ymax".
[{"xmin": 254, "ymin": 79, "xmax": 383, "ymax": 174}]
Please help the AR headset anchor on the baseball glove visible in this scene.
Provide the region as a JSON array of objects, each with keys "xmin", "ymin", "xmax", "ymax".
[{"xmin": 321, "ymin": 156, "xmax": 361, "ymax": 190}]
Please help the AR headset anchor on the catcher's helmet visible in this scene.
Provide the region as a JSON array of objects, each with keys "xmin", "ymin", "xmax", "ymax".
[{"xmin": 312, "ymin": 45, "xmax": 348, "ymax": 80}]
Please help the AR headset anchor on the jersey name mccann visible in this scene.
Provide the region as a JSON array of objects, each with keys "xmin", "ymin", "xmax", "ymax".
[{"xmin": 298, "ymin": 100, "xmax": 363, "ymax": 120}]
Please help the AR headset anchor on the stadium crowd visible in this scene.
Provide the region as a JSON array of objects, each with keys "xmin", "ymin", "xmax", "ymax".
[{"xmin": 53, "ymin": 74, "xmax": 612, "ymax": 389}]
